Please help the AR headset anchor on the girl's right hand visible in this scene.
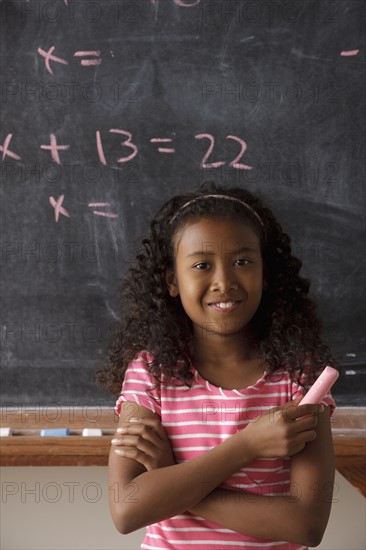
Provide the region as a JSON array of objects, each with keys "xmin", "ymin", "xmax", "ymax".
[
  {"xmin": 240, "ymin": 397, "xmax": 324, "ymax": 460},
  {"xmin": 111, "ymin": 416, "xmax": 176, "ymax": 472}
]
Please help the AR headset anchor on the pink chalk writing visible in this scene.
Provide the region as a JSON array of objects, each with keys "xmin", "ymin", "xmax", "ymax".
[
  {"xmin": 226, "ymin": 135, "xmax": 252, "ymax": 170},
  {"xmin": 95, "ymin": 131, "xmax": 107, "ymax": 165},
  {"xmin": 40, "ymin": 134, "xmax": 70, "ymax": 165},
  {"xmin": 96, "ymin": 130, "xmax": 138, "ymax": 164},
  {"xmin": 38, "ymin": 48, "xmax": 105, "ymax": 75},
  {"xmin": 0, "ymin": 134, "xmax": 22, "ymax": 161},
  {"xmin": 195, "ymin": 134, "xmax": 252, "ymax": 170},
  {"xmin": 340, "ymin": 50, "xmax": 360, "ymax": 57},
  {"xmin": 96, "ymin": 130, "xmax": 139, "ymax": 163},
  {"xmin": 173, "ymin": 0, "xmax": 201, "ymax": 6},
  {"xmin": 74, "ymin": 51, "xmax": 101, "ymax": 56},
  {"xmin": 151, "ymin": 0, "xmax": 201, "ymax": 6},
  {"xmin": 49, "ymin": 195, "xmax": 70, "ymax": 223},
  {"xmin": 74, "ymin": 51, "xmax": 102, "ymax": 67},
  {"xmin": 88, "ymin": 202, "xmax": 118, "ymax": 219},
  {"xmin": 110, "ymin": 129, "xmax": 138, "ymax": 163},
  {"xmin": 195, "ymin": 134, "xmax": 225, "ymax": 168},
  {"xmin": 1, "ymin": 130, "xmax": 252, "ymax": 170},
  {"xmin": 150, "ymin": 138, "xmax": 176, "ymax": 153},
  {"xmin": 43, "ymin": 0, "xmax": 201, "ymax": 9},
  {"xmin": 80, "ymin": 60, "xmax": 102, "ymax": 67},
  {"xmin": 38, "ymin": 47, "xmax": 68, "ymax": 75},
  {"xmin": 47, "ymin": 198, "xmax": 119, "ymax": 224}
]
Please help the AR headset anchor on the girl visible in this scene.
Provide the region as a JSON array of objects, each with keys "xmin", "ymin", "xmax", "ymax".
[{"xmin": 96, "ymin": 181, "xmax": 338, "ymax": 549}]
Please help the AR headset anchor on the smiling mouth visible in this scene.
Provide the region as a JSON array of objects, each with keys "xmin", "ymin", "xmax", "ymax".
[{"xmin": 208, "ymin": 301, "xmax": 241, "ymax": 312}]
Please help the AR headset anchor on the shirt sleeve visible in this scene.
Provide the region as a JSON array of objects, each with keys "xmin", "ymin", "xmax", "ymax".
[
  {"xmin": 291, "ymin": 367, "xmax": 337, "ymax": 417},
  {"xmin": 115, "ymin": 350, "xmax": 162, "ymax": 418}
]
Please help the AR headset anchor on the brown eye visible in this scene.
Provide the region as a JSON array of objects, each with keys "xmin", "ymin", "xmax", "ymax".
[{"xmin": 235, "ymin": 258, "xmax": 252, "ymax": 266}]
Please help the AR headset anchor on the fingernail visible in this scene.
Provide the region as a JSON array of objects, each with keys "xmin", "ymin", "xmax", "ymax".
[
  {"xmin": 117, "ymin": 427, "xmax": 126, "ymax": 433},
  {"xmin": 111, "ymin": 439, "xmax": 118, "ymax": 444},
  {"xmin": 319, "ymin": 404, "xmax": 325, "ymax": 412},
  {"xmin": 130, "ymin": 418, "xmax": 139, "ymax": 423}
]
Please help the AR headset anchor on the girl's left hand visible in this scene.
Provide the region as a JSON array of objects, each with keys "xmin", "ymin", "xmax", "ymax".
[{"xmin": 111, "ymin": 417, "xmax": 176, "ymax": 471}]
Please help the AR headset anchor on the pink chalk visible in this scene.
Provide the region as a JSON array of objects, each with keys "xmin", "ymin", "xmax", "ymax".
[
  {"xmin": 110, "ymin": 129, "xmax": 138, "ymax": 163},
  {"xmin": 49, "ymin": 195, "xmax": 70, "ymax": 222},
  {"xmin": 38, "ymin": 46, "xmax": 68, "ymax": 75},
  {"xmin": 340, "ymin": 50, "xmax": 360, "ymax": 57},
  {"xmin": 300, "ymin": 366, "xmax": 339, "ymax": 405},
  {"xmin": 227, "ymin": 135, "xmax": 252, "ymax": 170},
  {"xmin": 195, "ymin": 133, "xmax": 225, "ymax": 168},
  {"xmin": 96, "ymin": 131, "xmax": 107, "ymax": 165},
  {"xmin": 40, "ymin": 134, "xmax": 70, "ymax": 164},
  {"xmin": 0, "ymin": 134, "xmax": 22, "ymax": 161},
  {"xmin": 92, "ymin": 211, "xmax": 118, "ymax": 218},
  {"xmin": 88, "ymin": 202, "xmax": 118, "ymax": 218},
  {"xmin": 150, "ymin": 138, "xmax": 176, "ymax": 154},
  {"xmin": 74, "ymin": 51, "xmax": 101, "ymax": 57},
  {"xmin": 80, "ymin": 60, "xmax": 102, "ymax": 66}
]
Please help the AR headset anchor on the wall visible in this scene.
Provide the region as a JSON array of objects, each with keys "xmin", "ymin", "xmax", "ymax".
[{"xmin": 1, "ymin": 467, "xmax": 365, "ymax": 549}]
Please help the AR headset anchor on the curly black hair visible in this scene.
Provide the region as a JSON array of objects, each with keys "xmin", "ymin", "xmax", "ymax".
[{"xmin": 95, "ymin": 181, "xmax": 340, "ymax": 397}]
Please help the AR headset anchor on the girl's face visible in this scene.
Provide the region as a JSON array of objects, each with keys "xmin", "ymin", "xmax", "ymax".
[{"xmin": 165, "ymin": 216, "xmax": 266, "ymax": 342}]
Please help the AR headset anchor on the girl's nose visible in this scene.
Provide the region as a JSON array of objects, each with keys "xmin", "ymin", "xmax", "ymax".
[{"xmin": 210, "ymin": 266, "xmax": 238, "ymax": 293}]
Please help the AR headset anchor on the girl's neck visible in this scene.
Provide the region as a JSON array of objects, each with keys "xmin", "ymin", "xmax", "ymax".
[
  {"xmin": 190, "ymin": 337, "xmax": 265, "ymax": 391},
  {"xmin": 191, "ymin": 331, "xmax": 259, "ymax": 370}
]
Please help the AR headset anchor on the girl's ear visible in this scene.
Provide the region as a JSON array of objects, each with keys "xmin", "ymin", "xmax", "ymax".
[{"xmin": 165, "ymin": 268, "xmax": 179, "ymax": 297}]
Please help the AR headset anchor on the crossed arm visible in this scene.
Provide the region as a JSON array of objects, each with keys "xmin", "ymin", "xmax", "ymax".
[
  {"xmin": 108, "ymin": 402, "xmax": 335, "ymax": 547},
  {"xmin": 188, "ymin": 408, "xmax": 335, "ymax": 546}
]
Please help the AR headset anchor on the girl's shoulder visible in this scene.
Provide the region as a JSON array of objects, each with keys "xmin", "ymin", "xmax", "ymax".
[
  {"xmin": 123, "ymin": 350, "xmax": 157, "ymax": 381},
  {"xmin": 130, "ymin": 350, "xmax": 185, "ymax": 376},
  {"xmin": 132, "ymin": 349, "xmax": 155, "ymax": 365}
]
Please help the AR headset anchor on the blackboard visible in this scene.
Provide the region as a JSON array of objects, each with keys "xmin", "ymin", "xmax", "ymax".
[{"xmin": 1, "ymin": 0, "xmax": 365, "ymax": 408}]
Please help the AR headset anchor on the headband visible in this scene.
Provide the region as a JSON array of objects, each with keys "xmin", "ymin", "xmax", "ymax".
[{"xmin": 169, "ymin": 194, "xmax": 264, "ymax": 227}]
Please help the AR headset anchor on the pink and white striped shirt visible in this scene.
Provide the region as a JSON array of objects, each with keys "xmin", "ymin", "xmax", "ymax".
[{"xmin": 115, "ymin": 350, "xmax": 336, "ymax": 550}]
